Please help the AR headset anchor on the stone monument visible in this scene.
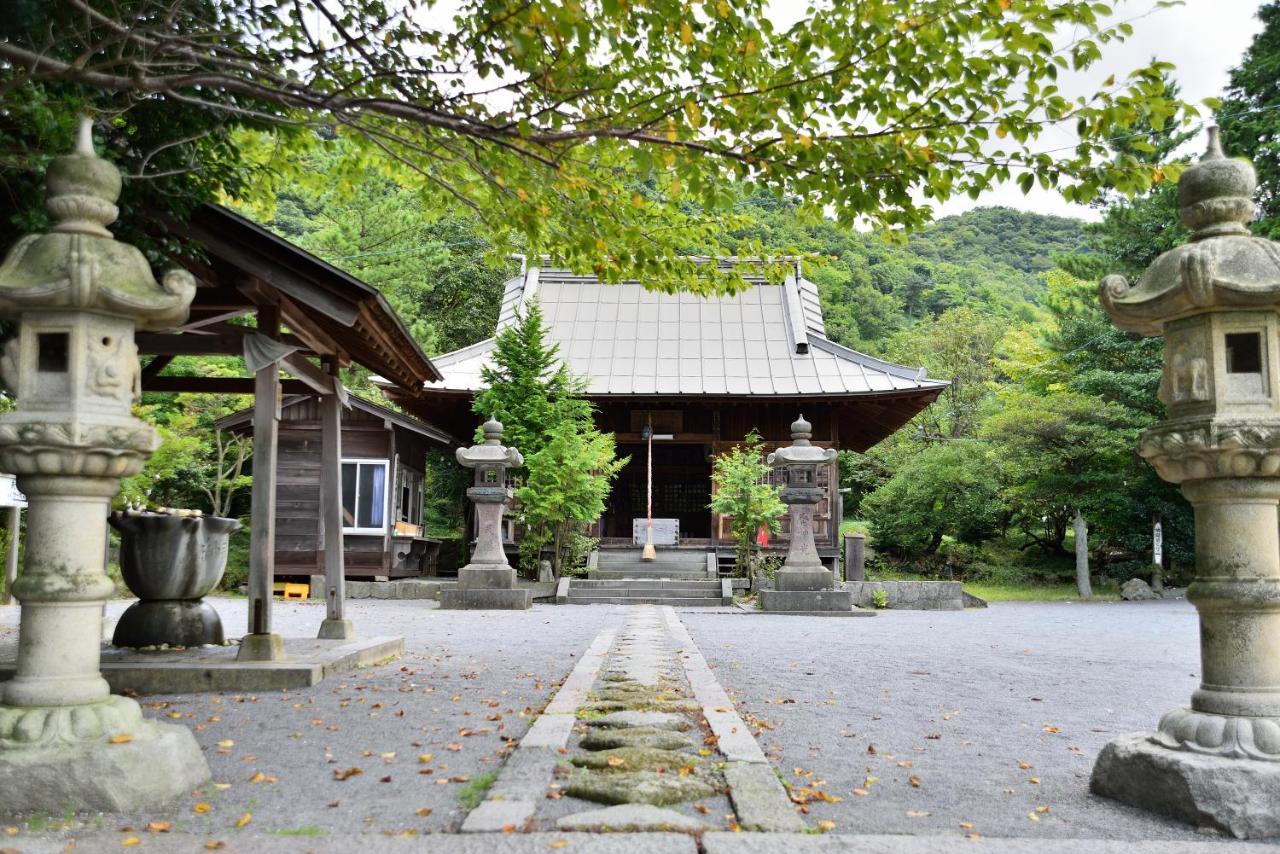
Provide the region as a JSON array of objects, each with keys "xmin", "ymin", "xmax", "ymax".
[
  {"xmin": 0, "ymin": 118, "xmax": 209, "ymax": 809},
  {"xmin": 760, "ymin": 415, "xmax": 858, "ymax": 615},
  {"xmin": 440, "ymin": 417, "xmax": 532, "ymax": 610},
  {"xmin": 1091, "ymin": 127, "xmax": 1280, "ymax": 838}
]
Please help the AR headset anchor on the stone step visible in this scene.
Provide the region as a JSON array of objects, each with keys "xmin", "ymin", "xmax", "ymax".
[
  {"xmin": 573, "ymin": 580, "xmax": 722, "ymax": 591},
  {"xmin": 598, "ymin": 552, "xmax": 707, "ymax": 568},
  {"xmin": 591, "ymin": 571, "xmax": 712, "ymax": 581},
  {"xmin": 565, "ymin": 595, "xmax": 724, "ymax": 606}
]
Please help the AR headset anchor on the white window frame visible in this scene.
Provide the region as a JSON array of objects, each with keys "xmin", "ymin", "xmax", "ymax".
[{"xmin": 341, "ymin": 457, "xmax": 390, "ymax": 535}]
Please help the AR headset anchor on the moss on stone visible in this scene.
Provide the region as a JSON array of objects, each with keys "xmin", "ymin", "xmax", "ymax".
[
  {"xmin": 579, "ymin": 727, "xmax": 695, "ymax": 752},
  {"xmin": 570, "ymin": 747, "xmax": 703, "ymax": 773},
  {"xmin": 564, "ymin": 770, "xmax": 719, "ymax": 806}
]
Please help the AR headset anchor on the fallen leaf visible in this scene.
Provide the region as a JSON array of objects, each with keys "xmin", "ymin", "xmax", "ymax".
[
  {"xmin": 248, "ymin": 772, "xmax": 266, "ymax": 784},
  {"xmin": 204, "ymin": 843, "xmax": 225, "ymax": 851},
  {"xmin": 193, "ymin": 803, "xmax": 211, "ymax": 814},
  {"xmin": 418, "ymin": 754, "xmax": 434, "ymax": 764},
  {"xmin": 235, "ymin": 813, "xmax": 252, "ymax": 829},
  {"xmin": 415, "ymin": 807, "xmax": 432, "ymax": 817},
  {"xmin": 549, "ymin": 840, "xmax": 568, "ymax": 849},
  {"xmin": 109, "ymin": 734, "xmax": 133, "ymax": 744},
  {"xmin": 852, "ymin": 788, "xmax": 870, "ymax": 796},
  {"xmin": 1018, "ymin": 762, "xmax": 1032, "ymax": 770},
  {"xmin": 216, "ymin": 740, "xmax": 234, "ymax": 749},
  {"xmin": 1027, "ymin": 812, "xmax": 1040, "ymax": 822},
  {"xmin": 121, "ymin": 839, "xmax": 140, "ymax": 848},
  {"xmin": 1029, "ymin": 777, "xmax": 1040, "ymax": 785},
  {"xmin": 694, "ymin": 804, "xmax": 711, "ymax": 814},
  {"xmin": 447, "ymin": 742, "xmax": 462, "ymax": 752},
  {"xmin": 606, "ymin": 756, "xmax": 624, "ymax": 767},
  {"xmin": 959, "ymin": 821, "xmax": 974, "ymax": 829},
  {"xmin": 909, "ymin": 776, "xmax": 922, "ymax": 788},
  {"xmin": 906, "ymin": 810, "xmax": 931, "ymax": 818},
  {"xmin": 147, "ymin": 821, "xmax": 171, "ymax": 833},
  {"xmin": 333, "ymin": 767, "xmax": 363, "ymax": 781},
  {"xmin": 817, "ymin": 820, "xmax": 836, "ymax": 832}
]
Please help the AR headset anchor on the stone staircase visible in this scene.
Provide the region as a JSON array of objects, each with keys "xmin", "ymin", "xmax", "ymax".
[{"xmin": 561, "ymin": 550, "xmax": 731, "ymax": 606}]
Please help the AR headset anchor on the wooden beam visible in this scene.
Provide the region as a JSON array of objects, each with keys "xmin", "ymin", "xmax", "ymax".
[
  {"xmin": 140, "ymin": 355, "xmax": 174, "ymax": 383},
  {"xmin": 176, "ymin": 308, "xmax": 251, "ymax": 331},
  {"xmin": 141, "ymin": 376, "xmax": 317, "ymax": 395},
  {"xmin": 136, "ymin": 333, "xmax": 243, "ymax": 356},
  {"xmin": 281, "ymin": 352, "xmax": 334, "ymax": 396},
  {"xmin": 279, "ymin": 296, "xmax": 345, "ymax": 361}
]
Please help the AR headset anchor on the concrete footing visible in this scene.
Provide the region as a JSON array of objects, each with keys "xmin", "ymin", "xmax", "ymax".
[
  {"xmin": 317, "ymin": 618, "xmax": 354, "ymax": 640},
  {"xmin": 0, "ymin": 720, "xmax": 208, "ymax": 812},
  {"xmin": 440, "ymin": 587, "xmax": 533, "ymax": 610},
  {"xmin": 759, "ymin": 588, "xmax": 865, "ymax": 615},
  {"xmin": 0, "ymin": 635, "xmax": 404, "ymax": 694},
  {"xmin": 236, "ymin": 632, "xmax": 285, "ymax": 661},
  {"xmin": 1091, "ymin": 732, "xmax": 1280, "ymax": 839}
]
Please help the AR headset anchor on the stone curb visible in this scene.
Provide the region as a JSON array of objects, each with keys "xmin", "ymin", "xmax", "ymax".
[{"xmin": 460, "ymin": 627, "xmax": 616, "ymax": 833}]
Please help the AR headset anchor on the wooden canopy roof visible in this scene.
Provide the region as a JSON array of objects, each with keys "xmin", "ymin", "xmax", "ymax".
[{"xmin": 139, "ymin": 203, "xmax": 441, "ymax": 396}]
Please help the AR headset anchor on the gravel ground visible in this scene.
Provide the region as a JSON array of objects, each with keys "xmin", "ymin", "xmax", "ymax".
[
  {"xmin": 681, "ymin": 598, "xmax": 1244, "ymax": 843},
  {"xmin": 0, "ymin": 597, "xmax": 621, "ymax": 848},
  {"xmin": 0, "ymin": 595, "xmax": 1262, "ymax": 850}
]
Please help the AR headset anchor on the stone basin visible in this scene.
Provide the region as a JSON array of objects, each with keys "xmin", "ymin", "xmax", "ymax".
[{"xmin": 109, "ymin": 512, "xmax": 241, "ymax": 648}]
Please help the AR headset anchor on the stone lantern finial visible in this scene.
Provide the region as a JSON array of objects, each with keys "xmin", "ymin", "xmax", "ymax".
[
  {"xmin": 482, "ymin": 415, "xmax": 503, "ymax": 443},
  {"xmin": 46, "ymin": 116, "xmax": 121, "ymax": 239},
  {"xmin": 1176, "ymin": 125, "xmax": 1256, "ymax": 239},
  {"xmin": 791, "ymin": 414, "xmax": 812, "ymax": 445}
]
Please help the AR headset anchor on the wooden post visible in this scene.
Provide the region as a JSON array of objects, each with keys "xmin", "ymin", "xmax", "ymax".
[
  {"xmin": 2, "ymin": 506, "xmax": 18, "ymax": 605},
  {"xmin": 238, "ymin": 306, "xmax": 285, "ymax": 661},
  {"xmin": 318, "ymin": 361, "xmax": 352, "ymax": 640}
]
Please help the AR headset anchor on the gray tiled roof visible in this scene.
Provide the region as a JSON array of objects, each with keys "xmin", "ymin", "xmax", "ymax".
[{"xmin": 426, "ymin": 261, "xmax": 945, "ymax": 398}]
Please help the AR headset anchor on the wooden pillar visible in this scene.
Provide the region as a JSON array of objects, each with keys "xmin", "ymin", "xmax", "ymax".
[
  {"xmin": 239, "ymin": 306, "xmax": 285, "ymax": 661},
  {"xmin": 318, "ymin": 360, "xmax": 352, "ymax": 640},
  {"xmin": 2, "ymin": 506, "xmax": 18, "ymax": 606}
]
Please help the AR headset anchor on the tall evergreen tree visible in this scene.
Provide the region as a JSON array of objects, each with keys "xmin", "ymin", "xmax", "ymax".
[{"xmin": 1219, "ymin": 2, "xmax": 1280, "ymax": 238}]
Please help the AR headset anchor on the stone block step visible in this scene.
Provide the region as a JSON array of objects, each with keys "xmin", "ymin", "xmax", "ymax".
[
  {"xmin": 572, "ymin": 580, "xmax": 722, "ymax": 592},
  {"xmin": 591, "ymin": 572, "xmax": 712, "ymax": 581},
  {"xmin": 565, "ymin": 595, "xmax": 724, "ymax": 606},
  {"xmin": 598, "ymin": 552, "xmax": 707, "ymax": 568}
]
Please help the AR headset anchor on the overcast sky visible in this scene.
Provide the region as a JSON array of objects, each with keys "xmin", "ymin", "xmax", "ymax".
[{"xmin": 930, "ymin": 1, "xmax": 1268, "ymax": 222}]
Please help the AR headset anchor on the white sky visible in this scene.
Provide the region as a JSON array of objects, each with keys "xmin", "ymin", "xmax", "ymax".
[{"xmin": 928, "ymin": 0, "xmax": 1268, "ymax": 221}]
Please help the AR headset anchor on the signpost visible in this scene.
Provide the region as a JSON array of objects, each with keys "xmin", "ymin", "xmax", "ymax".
[{"xmin": 1152, "ymin": 519, "xmax": 1164, "ymax": 592}]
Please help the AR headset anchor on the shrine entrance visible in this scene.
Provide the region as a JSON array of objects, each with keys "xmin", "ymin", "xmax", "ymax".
[{"xmin": 605, "ymin": 442, "xmax": 712, "ymax": 544}]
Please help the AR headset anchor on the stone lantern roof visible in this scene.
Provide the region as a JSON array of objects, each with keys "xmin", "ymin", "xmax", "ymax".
[
  {"xmin": 455, "ymin": 417, "xmax": 524, "ymax": 469},
  {"xmin": 767, "ymin": 415, "xmax": 837, "ymax": 467},
  {"xmin": 0, "ymin": 118, "xmax": 194, "ymax": 329},
  {"xmin": 1101, "ymin": 127, "xmax": 1280, "ymax": 336}
]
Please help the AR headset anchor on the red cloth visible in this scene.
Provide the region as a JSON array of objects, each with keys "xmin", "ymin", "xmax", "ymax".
[{"xmin": 756, "ymin": 524, "xmax": 769, "ymax": 548}]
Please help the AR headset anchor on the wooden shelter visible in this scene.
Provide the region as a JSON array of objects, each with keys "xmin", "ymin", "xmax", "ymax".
[
  {"xmin": 142, "ymin": 203, "xmax": 442, "ymax": 655},
  {"xmin": 383, "ymin": 258, "xmax": 948, "ymax": 565},
  {"xmin": 217, "ymin": 394, "xmax": 456, "ymax": 578}
]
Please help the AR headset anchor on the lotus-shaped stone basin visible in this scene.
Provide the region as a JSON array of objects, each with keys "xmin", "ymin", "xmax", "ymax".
[{"xmin": 108, "ymin": 512, "xmax": 242, "ymax": 648}]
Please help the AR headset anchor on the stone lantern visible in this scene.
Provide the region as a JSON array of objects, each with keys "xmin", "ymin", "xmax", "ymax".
[
  {"xmin": 0, "ymin": 119, "xmax": 208, "ymax": 809},
  {"xmin": 441, "ymin": 417, "xmax": 532, "ymax": 609},
  {"xmin": 759, "ymin": 415, "xmax": 856, "ymax": 615},
  {"xmin": 1091, "ymin": 127, "xmax": 1280, "ymax": 837}
]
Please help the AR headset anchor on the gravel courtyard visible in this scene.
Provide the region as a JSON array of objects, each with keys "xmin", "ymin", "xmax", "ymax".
[
  {"xmin": 0, "ymin": 594, "xmax": 1256, "ymax": 850},
  {"xmin": 684, "ymin": 598, "xmax": 1213, "ymax": 842}
]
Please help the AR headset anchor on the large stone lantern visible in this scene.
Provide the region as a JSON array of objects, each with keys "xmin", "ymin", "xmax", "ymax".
[
  {"xmin": 0, "ymin": 119, "xmax": 208, "ymax": 809},
  {"xmin": 759, "ymin": 415, "xmax": 856, "ymax": 615},
  {"xmin": 440, "ymin": 417, "xmax": 532, "ymax": 609},
  {"xmin": 1091, "ymin": 127, "xmax": 1280, "ymax": 837}
]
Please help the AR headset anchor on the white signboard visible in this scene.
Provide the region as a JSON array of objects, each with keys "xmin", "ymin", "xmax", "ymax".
[
  {"xmin": 1153, "ymin": 521, "xmax": 1163, "ymax": 566},
  {"xmin": 633, "ymin": 518, "xmax": 679, "ymax": 546},
  {"xmin": 0, "ymin": 475, "xmax": 25, "ymax": 509}
]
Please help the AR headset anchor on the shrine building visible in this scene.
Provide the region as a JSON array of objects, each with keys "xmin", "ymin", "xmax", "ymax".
[{"xmin": 385, "ymin": 258, "xmax": 947, "ymax": 564}]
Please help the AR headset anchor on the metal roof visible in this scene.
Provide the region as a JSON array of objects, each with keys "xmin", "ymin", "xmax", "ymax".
[{"xmin": 424, "ymin": 260, "xmax": 945, "ymax": 399}]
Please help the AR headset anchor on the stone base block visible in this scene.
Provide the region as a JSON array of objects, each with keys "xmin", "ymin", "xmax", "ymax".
[
  {"xmin": 440, "ymin": 588, "xmax": 532, "ymax": 610},
  {"xmin": 0, "ymin": 720, "xmax": 208, "ymax": 812},
  {"xmin": 317, "ymin": 618, "xmax": 354, "ymax": 640},
  {"xmin": 1091, "ymin": 731, "xmax": 1280, "ymax": 838},
  {"xmin": 760, "ymin": 589, "xmax": 859, "ymax": 615},
  {"xmin": 112, "ymin": 599, "xmax": 224, "ymax": 648},
  {"xmin": 457, "ymin": 565, "xmax": 518, "ymax": 589},
  {"xmin": 236, "ymin": 632, "xmax": 285, "ymax": 661},
  {"xmin": 774, "ymin": 569, "xmax": 835, "ymax": 591}
]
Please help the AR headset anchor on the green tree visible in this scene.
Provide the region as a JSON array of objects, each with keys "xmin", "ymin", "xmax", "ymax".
[
  {"xmin": 862, "ymin": 439, "xmax": 1002, "ymax": 557},
  {"xmin": 473, "ymin": 300, "xmax": 623, "ymax": 574},
  {"xmin": 4, "ymin": 0, "xmax": 1206, "ymax": 290},
  {"xmin": 1219, "ymin": 2, "xmax": 1280, "ymax": 239},
  {"xmin": 981, "ymin": 391, "xmax": 1143, "ymax": 567},
  {"xmin": 517, "ymin": 427, "xmax": 624, "ymax": 577},
  {"xmin": 708, "ymin": 433, "xmax": 786, "ymax": 573}
]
